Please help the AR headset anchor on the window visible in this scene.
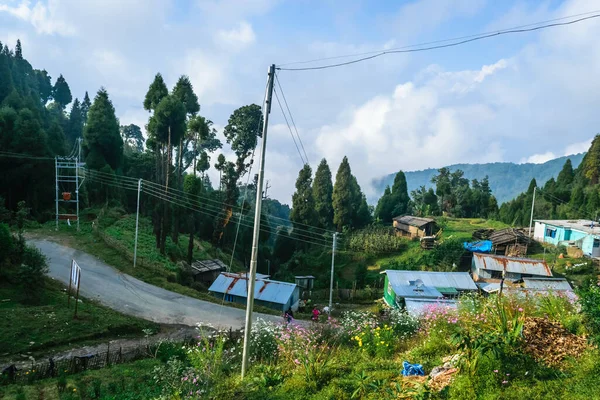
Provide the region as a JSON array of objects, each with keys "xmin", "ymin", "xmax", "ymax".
[
  {"xmin": 387, "ymin": 282, "xmax": 393, "ymax": 294},
  {"xmin": 545, "ymin": 228, "xmax": 556, "ymax": 238},
  {"xmin": 594, "ymin": 239, "xmax": 600, "ymax": 248},
  {"xmin": 490, "ymin": 270, "xmax": 503, "ymax": 279}
]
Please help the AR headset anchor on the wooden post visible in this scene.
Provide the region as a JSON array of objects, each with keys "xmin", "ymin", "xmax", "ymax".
[
  {"xmin": 67, "ymin": 260, "xmax": 73, "ymax": 308},
  {"xmin": 106, "ymin": 343, "xmax": 110, "ymax": 367},
  {"xmin": 74, "ymin": 270, "xmax": 81, "ymax": 319}
]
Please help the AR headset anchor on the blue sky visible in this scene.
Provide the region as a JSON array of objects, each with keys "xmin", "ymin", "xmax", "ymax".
[{"xmin": 1, "ymin": 0, "xmax": 599, "ymax": 203}]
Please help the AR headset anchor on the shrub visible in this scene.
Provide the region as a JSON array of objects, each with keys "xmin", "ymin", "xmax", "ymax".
[
  {"xmin": 388, "ymin": 309, "xmax": 420, "ymax": 339},
  {"xmin": 18, "ymin": 245, "xmax": 49, "ymax": 303},
  {"xmin": 578, "ymin": 281, "xmax": 600, "ymax": 344}
]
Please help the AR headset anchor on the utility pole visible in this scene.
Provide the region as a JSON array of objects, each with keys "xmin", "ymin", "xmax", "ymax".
[
  {"xmin": 241, "ymin": 64, "xmax": 275, "ymax": 379},
  {"xmin": 133, "ymin": 179, "xmax": 142, "ymax": 268},
  {"xmin": 76, "ymin": 138, "xmax": 81, "ymax": 232},
  {"xmin": 329, "ymin": 232, "xmax": 338, "ymax": 310},
  {"xmin": 528, "ymin": 186, "xmax": 537, "ymax": 238},
  {"xmin": 55, "ymin": 157, "xmax": 58, "ymax": 231}
]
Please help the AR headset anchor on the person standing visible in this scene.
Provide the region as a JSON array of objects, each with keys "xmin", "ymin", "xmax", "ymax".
[{"xmin": 311, "ymin": 307, "xmax": 320, "ymax": 322}]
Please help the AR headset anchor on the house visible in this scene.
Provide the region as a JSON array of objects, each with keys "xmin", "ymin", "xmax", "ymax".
[
  {"xmin": 294, "ymin": 275, "xmax": 315, "ymax": 297},
  {"xmin": 208, "ymin": 272, "xmax": 300, "ymax": 312},
  {"xmin": 533, "ymin": 219, "xmax": 600, "ymax": 257},
  {"xmin": 381, "ymin": 270, "xmax": 478, "ymax": 310},
  {"xmin": 190, "ymin": 259, "xmax": 227, "ymax": 285},
  {"xmin": 489, "ymin": 228, "xmax": 530, "ymax": 256},
  {"xmin": 478, "ymin": 277, "xmax": 576, "ymax": 300},
  {"xmin": 393, "ymin": 216, "xmax": 437, "ymax": 239},
  {"xmin": 471, "ymin": 253, "xmax": 552, "ymax": 282}
]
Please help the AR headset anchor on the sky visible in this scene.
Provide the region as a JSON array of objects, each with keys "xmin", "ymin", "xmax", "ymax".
[{"xmin": 1, "ymin": 0, "xmax": 599, "ymax": 204}]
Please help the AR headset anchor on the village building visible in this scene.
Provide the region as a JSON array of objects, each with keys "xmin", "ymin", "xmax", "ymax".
[
  {"xmin": 392, "ymin": 216, "xmax": 437, "ymax": 239},
  {"xmin": 208, "ymin": 272, "xmax": 299, "ymax": 312},
  {"xmin": 533, "ymin": 219, "xmax": 600, "ymax": 257},
  {"xmin": 381, "ymin": 270, "xmax": 478, "ymax": 314},
  {"xmin": 190, "ymin": 259, "xmax": 227, "ymax": 285},
  {"xmin": 471, "ymin": 253, "xmax": 552, "ymax": 282}
]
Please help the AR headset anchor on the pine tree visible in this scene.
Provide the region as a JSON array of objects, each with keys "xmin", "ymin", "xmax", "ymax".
[
  {"xmin": 15, "ymin": 40, "xmax": 22, "ymax": 60},
  {"xmin": 556, "ymin": 159, "xmax": 575, "ymax": 188},
  {"xmin": 83, "ymin": 88, "xmax": 123, "ymax": 171},
  {"xmin": 390, "ymin": 170, "xmax": 410, "ymax": 217},
  {"xmin": 375, "ymin": 186, "xmax": 394, "ymax": 222},
  {"xmin": 290, "ymin": 164, "xmax": 316, "ymax": 231},
  {"xmin": 81, "ymin": 91, "xmax": 91, "ymax": 122},
  {"xmin": 580, "ymin": 135, "xmax": 600, "ymax": 185},
  {"xmin": 333, "ymin": 156, "xmax": 357, "ymax": 231},
  {"xmin": 172, "ymin": 75, "xmax": 200, "ymax": 116},
  {"xmin": 36, "ymin": 70, "xmax": 52, "ymax": 104},
  {"xmin": 66, "ymin": 98, "xmax": 83, "ymax": 145},
  {"xmin": 0, "ymin": 49, "xmax": 13, "ymax": 104},
  {"xmin": 312, "ymin": 158, "xmax": 334, "ymax": 229},
  {"xmin": 52, "ymin": 74, "xmax": 72, "ymax": 109},
  {"xmin": 143, "ymin": 73, "xmax": 168, "ymax": 112}
]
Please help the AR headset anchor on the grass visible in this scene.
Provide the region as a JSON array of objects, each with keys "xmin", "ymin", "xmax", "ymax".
[
  {"xmin": 0, "ymin": 278, "xmax": 157, "ymax": 358},
  {"xmin": 0, "ymin": 359, "xmax": 162, "ymax": 399},
  {"xmin": 439, "ymin": 217, "xmax": 509, "ymax": 241}
]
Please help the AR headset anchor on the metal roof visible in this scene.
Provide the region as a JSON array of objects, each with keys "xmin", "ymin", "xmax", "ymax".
[
  {"xmin": 190, "ymin": 259, "xmax": 227, "ymax": 274},
  {"xmin": 405, "ymin": 298, "xmax": 457, "ymax": 316},
  {"xmin": 535, "ymin": 219, "xmax": 600, "ymax": 236},
  {"xmin": 472, "ymin": 253, "xmax": 552, "ymax": 277},
  {"xmin": 208, "ymin": 272, "xmax": 297, "ymax": 305},
  {"xmin": 392, "ymin": 215, "xmax": 435, "ymax": 228},
  {"xmin": 383, "ymin": 270, "xmax": 478, "ymax": 292},
  {"xmin": 523, "ymin": 278, "xmax": 573, "ymax": 291}
]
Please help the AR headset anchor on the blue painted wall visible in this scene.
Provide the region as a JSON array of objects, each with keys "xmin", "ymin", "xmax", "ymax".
[{"xmin": 540, "ymin": 223, "xmax": 599, "ymax": 256}]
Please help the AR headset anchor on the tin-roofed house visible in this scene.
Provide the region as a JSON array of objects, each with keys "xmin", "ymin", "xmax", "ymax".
[
  {"xmin": 533, "ymin": 219, "xmax": 600, "ymax": 257},
  {"xmin": 190, "ymin": 259, "xmax": 227, "ymax": 285},
  {"xmin": 471, "ymin": 253, "xmax": 552, "ymax": 282},
  {"xmin": 208, "ymin": 272, "xmax": 300, "ymax": 312},
  {"xmin": 381, "ymin": 270, "xmax": 478, "ymax": 313},
  {"xmin": 393, "ymin": 216, "xmax": 437, "ymax": 239}
]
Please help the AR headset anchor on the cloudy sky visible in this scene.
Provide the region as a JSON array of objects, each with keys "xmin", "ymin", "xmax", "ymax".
[{"xmin": 1, "ymin": 0, "xmax": 599, "ymax": 204}]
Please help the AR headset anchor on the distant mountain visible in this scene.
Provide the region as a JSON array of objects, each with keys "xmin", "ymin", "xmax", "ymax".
[{"xmin": 371, "ymin": 153, "xmax": 586, "ymax": 205}]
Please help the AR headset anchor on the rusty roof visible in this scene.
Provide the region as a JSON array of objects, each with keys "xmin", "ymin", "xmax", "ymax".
[
  {"xmin": 208, "ymin": 272, "xmax": 297, "ymax": 305},
  {"xmin": 392, "ymin": 215, "xmax": 435, "ymax": 228},
  {"xmin": 489, "ymin": 228, "xmax": 530, "ymax": 245},
  {"xmin": 473, "ymin": 253, "xmax": 552, "ymax": 277}
]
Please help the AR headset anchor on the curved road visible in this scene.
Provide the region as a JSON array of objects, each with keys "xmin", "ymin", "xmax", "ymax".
[{"xmin": 29, "ymin": 239, "xmax": 283, "ymax": 329}]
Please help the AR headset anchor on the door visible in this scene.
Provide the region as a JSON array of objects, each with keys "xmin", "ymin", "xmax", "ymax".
[{"xmin": 592, "ymin": 238, "xmax": 600, "ymax": 257}]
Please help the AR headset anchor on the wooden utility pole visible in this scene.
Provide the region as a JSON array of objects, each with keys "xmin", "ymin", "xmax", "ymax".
[{"xmin": 241, "ymin": 64, "xmax": 275, "ymax": 379}]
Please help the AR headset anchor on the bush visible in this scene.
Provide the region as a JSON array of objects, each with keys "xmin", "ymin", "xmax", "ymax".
[
  {"xmin": 18, "ymin": 245, "xmax": 49, "ymax": 303},
  {"xmin": 578, "ymin": 281, "xmax": 600, "ymax": 344}
]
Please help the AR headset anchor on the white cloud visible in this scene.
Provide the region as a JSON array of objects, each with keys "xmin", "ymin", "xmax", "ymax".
[
  {"xmin": 520, "ymin": 152, "xmax": 556, "ymax": 164},
  {"xmin": 0, "ymin": 0, "xmax": 76, "ymax": 35},
  {"xmin": 216, "ymin": 21, "xmax": 255, "ymax": 48},
  {"xmin": 564, "ymin": 138, "xmax": 592, "ymax": 156}
]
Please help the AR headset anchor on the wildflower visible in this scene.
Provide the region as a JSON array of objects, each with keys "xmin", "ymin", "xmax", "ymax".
[
  {"xmin": 494, "ymin": 370, "xmax": 498, "ymax": 373},
  {"xmin": 506, "ymin": 373, "xmax": 510, "ymax": 376},
  {"xmin": 73, "ymin": 389, "xmax": 77, "ymax": 392},
  {"xmin": 502, "ymin": 381, "xmax": 508, "ymax": 384},
  {"xmin": 294, "ymin": 359, "xmax": 300, "ymax": 365},
  {"xmin": 518, "ymin": 308, "xmax": 523, "ymax": 312}
]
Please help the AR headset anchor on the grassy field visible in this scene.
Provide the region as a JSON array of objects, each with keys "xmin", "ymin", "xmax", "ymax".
[
  {"xmin": 0, "ymin": 278, "xmax": 157, "ymax": 358},
  {"xmin": 438, "ymin": 217, "xmax": 509, "ymax": 240}
]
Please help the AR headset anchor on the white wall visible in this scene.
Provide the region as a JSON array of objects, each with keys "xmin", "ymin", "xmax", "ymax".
[{"xmin": 533, "ymin": 221, "xmax": 545, "ymax": 241}]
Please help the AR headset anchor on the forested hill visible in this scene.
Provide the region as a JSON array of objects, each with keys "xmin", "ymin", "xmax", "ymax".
[{"xmin": 371, "ymin": 153, "xmax": 585, "ymax": 205}]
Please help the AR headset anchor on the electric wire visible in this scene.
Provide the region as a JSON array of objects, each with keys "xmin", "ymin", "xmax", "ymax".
[
  {"xmin": 274, "ymin": 73, "xmax": 309, "ymax": 164},
  {"xmin": 277, "ymin": 14, "xmax": 600, "ymax": 71},
  {"xmin": 273, "ymin": 87, "xmax": 306, "ymax": 166}
]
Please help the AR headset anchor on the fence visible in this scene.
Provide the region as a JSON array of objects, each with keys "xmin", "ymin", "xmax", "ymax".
[{"xmin": 1, "ymin": 329, "xmax": 243, "ymax": 386}]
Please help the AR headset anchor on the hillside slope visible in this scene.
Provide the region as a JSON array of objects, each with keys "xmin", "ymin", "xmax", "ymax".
[{"xmin": 371, "ymin": 153, "xmax": 585, "ymax": 204}]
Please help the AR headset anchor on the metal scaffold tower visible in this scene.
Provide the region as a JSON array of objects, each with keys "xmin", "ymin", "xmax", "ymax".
[{"xmin": 55, "ymin": 138, "xmax": 85, "ymax": 231}]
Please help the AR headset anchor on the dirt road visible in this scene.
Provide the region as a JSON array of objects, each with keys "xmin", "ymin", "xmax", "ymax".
[{"xmin": 28, "ymin": 239, "xmax": 283, "ymax": 329}]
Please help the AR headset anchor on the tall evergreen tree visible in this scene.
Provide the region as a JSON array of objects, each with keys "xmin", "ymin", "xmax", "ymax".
[
  {"xmin": 556, "ymin": 159, "xmax": 575, "ymax": 188},
  {"xmin": 52, "ymin": 74, "xmax": 72, "ymax": 109},
  {"xmin": 312, "ymin": 158, "xmax": 334, "ymax": 229},
  {"xmin": 375, "ymin": 186, "xmax": 394, "ymax": 222},
  {"xmin": 120, "ymin": 124, "xmax": 144, "ymax": 153},
  {"xmin": 36, "ymin": 70, "xmax": 52, "ymax": 104},
  {"xmin": 290, "ymin": 164, "xmax": 316, "ymax": 231},
  {"xmin": 390, "ymin": 170, "xmax": 410, "ymax": 217},
  {"xmin": 83, "ymin": 88, "xmax": 123, "ymax": 171},
  {"xmin": 172, "ymin": 75, "xmax": 200, "ymax": 116},
  {"xmin": 0, "ymin": 49, "xmax": 14, "ymax": 103},
  {"xmin": 143, "ymin": 73, "xmax": 169, "ymax": 112},
  {"xmin": 66, "ymin": 98, "xmax": 83, "ymax": 145},
  {"xmin": 580, "ymin": 135, "xmax": 600, "ymax": 185},
  {"xmin": 81, "ymin": 91, "xmax": 91, "ymax": 122},
  {"xmin": 333, "ymin": 156, "xmax": 359, "ymax": 231},
  {"xmin": 15, "ymin": 40, "xmax": 22, "ymax": 60}
]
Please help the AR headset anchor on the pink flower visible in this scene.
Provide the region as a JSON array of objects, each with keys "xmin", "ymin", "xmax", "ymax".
[
  {"xmin": 518, "ymin": 308, "xmax": 523, "ymax": 312},
  {"xmin": 502, "ymin": 380, "xmax": 508, "ymax": 384},
  {"xmin": 493, "ymin": 370, "xmax": 498, "ymax": 373},
  {"xmin": 294, "ymin": 359, "xmax": 300, "ymax": 365}
]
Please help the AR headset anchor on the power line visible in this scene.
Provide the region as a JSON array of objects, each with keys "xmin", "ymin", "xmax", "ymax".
[
  {"xmin": 274, "ymin": 73, "xmax": 309, "ymax": 164},
  {"xmin": 277, "ymin": 13, "xmax": 600, "ymax": 71},
  {"xmin": 273, "ymin": 87, "xmax": 306, "ymax": 165}
]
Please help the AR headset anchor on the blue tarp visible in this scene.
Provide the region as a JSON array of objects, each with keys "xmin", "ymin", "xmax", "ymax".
[
  {"xmin": 463, "ymin": 240, "xmax": 493, "ymax": 253},
  {"xmin": 401, "ymin": 361, "xmax": 425, "ymax": 376}
]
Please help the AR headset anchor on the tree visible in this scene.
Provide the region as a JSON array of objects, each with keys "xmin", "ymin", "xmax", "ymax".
[
  {"xmin": 83, "ymin": 88, "xmax": 123, "ymax": 171},
  {"xmin": 120, "ymin": 124, "xmax": 144, "ymax": 153},
  {"xmin": 333, "ymin": 156, "xmax": 361, "ymax": 231},
  {"xmin": 36, "ymin": 70, "xmax": 52, "ymax": 104},
  {"xmin": 390, "ymin": 171, "xmax": 410, "ymax": 217},
  {"xmin": 18, "ymin": 245, "xmax": 49, "ymax": 304},
  {"xmin": 375, "ymin": 186, "xmax": 394, "ymax": 222},
  {"xmin": 150, "ymin": 95, "xmax": 186, "ymax": 186},
  {"xmin": 556, "ymin": 159, "xmax": 575, "ymax": 188},
  {"xmin": 81, "ymin": 91, "xmax": 91, "ymax": 121},
  {"xmin": 15, "ymin": 39, "xmax": 22, "ymax": 60},
  {"xmin": 66, "ymin": 98, "xmax": 83, "ymax": 145},
  {"xmin": 0, "ymin": 49, "xmax": 14, "ymax": 104},
  {"xmin": 172, "ymin": 75, "xmax": 199, "ymax": 116},
  {"xmin": 197, "ymin": 151, "xmax": 210, "ymax": 178},
  {"xmin": 143, "ymin": 73, "xmax": 168, "ymax": 112},
  {"xmin": 52, "ymin": 74, "xmax": 72, "ymax": 109},
  {"xmin": 184, "ymin": 174, "xmax": 202, "ymax": 265},
  {"xmin": 312, "ymin": 158, "xmax": 334, "ymax": 229},
  {"xmin": 290, "ymin": 164, "xmax": 316, "ymax": 235}
]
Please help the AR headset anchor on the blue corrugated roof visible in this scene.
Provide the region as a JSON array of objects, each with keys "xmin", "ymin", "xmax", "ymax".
[
  {"xmin": 405, "ymin": 298, "xmax": 458, "ymax": 316},
  {"xmin": 383, "ymin": 270, "xmax": 478, "ymax": 294},
  {"xmin": 208, "ymin": 273, "xmax": 297, "ymax": 305}
]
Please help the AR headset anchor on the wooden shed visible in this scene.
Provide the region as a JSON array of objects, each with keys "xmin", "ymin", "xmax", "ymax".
[
  {"xmin": 393, "ymin": 216, "xmax": 436, "ymax": 239},
  {"xmin": 190, "ymin": 259, "xmax": 227, "ymax": 285}
]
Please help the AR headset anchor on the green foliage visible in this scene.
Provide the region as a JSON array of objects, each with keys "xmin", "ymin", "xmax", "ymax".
[
  {"xmin": 83, "ymin": 88, "xmax": 123, "ymax": 171},
  {"xmin": 223, "ymin": 104, "xmax": 262, "ymax": 174},
  {"xmin": 52, "ymin": 74, "xmax": 72, "ymax": 109},
  {"xmin": 290, "ymin": 164, "xmax": 316, "ymax": 237},
  {"xmin": 18, "ymin": 245, "xmax": 49, "ymax": 303},
  {"xmin": 374, "ymin": 171, "xmax": 411, "ymax": 222},
  {"xmin": 120, "ymin": 124, "xmax": 144, "ymax": 153},
  {"xmin": 143, "ymin": 73, "xmax": 169, "ymax": 112},
  {"xmin": 81, "ymin": 91, "xmax": 91, "ymax": 121},
  {"xmin": 578, "ymin": 280, "xmax": 600, "ymax": 344},
  {"xmin": 333, "ymin": 156, "xmax": 371, "ymax": 231},
  {"xmin": 66, "ymin": 98, "xmax": 83, "ymax": 145},
  {"xmin": 172, "ymin": 75, "xmax": 200, "ymax": 116},
  {"xmin": 313, "ymin": 158, "xmax": 334, "ymax": 229},
  {"xmin": 348, "ymin": 227, "xmax": 408, "ymax": 254}
]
